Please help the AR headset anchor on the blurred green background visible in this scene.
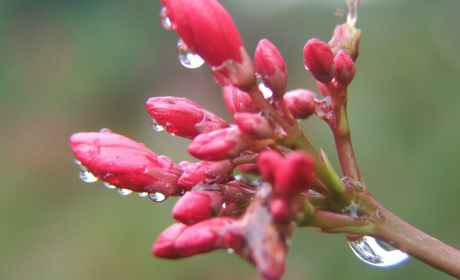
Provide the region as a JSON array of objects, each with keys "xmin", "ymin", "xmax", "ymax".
[{"xmin": 1, "ymin": 0, "xmax": 460, "ymax": 279}]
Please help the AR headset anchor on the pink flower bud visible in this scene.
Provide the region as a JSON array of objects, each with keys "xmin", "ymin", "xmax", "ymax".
[
  {"xmin": 328, "ymin": 23, "xmax": 361, "ymax": 61},
  {"xmin": 257, "ymin": 150, "xmax": 283, "ymax": 184},
  {"xmin": 152, "ymin": 223, "xmax": 186, "ymax": 259},
  {"xmin": 303, "ymin": 38, "xmax": 336, "ymax": 84},
  {"xmin": 233, "ymin": 113, "xmax": 272, "ymax": 140},
  {"xmin": 188, "ymin": 126, "xmax": 252, "ymax": 161},
  {"xmin": 161, "ymin": 0, "xmax": 255, "ymax": 90},
  {"xmin": 70, "ymin": 132, "xmax": 182, "ymax": 196},
  {"xmin": 222, "ymin": 86, "xmax": 236, "ymax": 114},
  {"xmin": 283, "ymin": 89, "xmax": 318, "ymax": 119},
  {"xmin": 316, "ymin": 80, "xmax": 330, "ymax": 97},
  {"xmin": 230, "ymin": 86, "xmax": 260, "ymax": 113},
  {"xmin": 333, "ymin": 50, "xmax": 356, "ymax": 86},
  {"xmin": 177, "ymin": 159, "xmax": 235, "ymax": 189},
  {"xmin": 270, "ymin": 197, "xmax": 295, "ymax": 224},
  {"xmin": 254, "ymin": 39, "xmax": 287, "ymax": 98},
  {"xmin": 172, "ymin": 191, "xmax": 223, "ymax": 224},
  {"xmin": 274, "ymin": 151, "xmax": 315, "ymax": 196},
  {"xmin": 146, "ymin": 96, "xmax": 229, "ymax": 139},
  {"xmin": 236, "ymin": 163, "xmax": 260, "ymax": 175}
]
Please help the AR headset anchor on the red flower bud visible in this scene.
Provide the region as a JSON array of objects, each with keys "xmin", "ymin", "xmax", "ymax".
[
  {"xmin": 274, "ymin": 151, "xmax": 315, "ymax": 196},
  {"xmin": 334, "ymin": 50, "xmax": 356, "ymax": 86},
  {"xmin": 222, "ymin": 86, "xmax": 236, "ymax": 114},
  {"xmin": 161, "ymin": 0, "xmax": 255, "ymax": 90},
  {"xmin": 70, "ymin": 132, "xmax": 182, "ymax": 196},
  {"xmin": 283, "ymin": 89, "xmax": 318, "ymax": 119},
  {"xmin": 188, "ymin": 126, "xmax": 252, "ymax": 161},
  {"xmin": 233, "ymin": 113, "xmax": 272, "ymax": 140},
  {"xmin": 254, "ymin": 39, "xmax": 287, "ymax": 98},
  {"xmin": 177, "ymin": 159, "xmax": 235, "ymax": 189},
  {"xmin": 257, "ymin": 150, "xmax": 283, "ymax": 184},
  {"xmin": 316, "ymin": 80, "xmax": 330, "ymax": 97},
  {"xmin": 303, "ymin": 38, "xmax": 336, "ymax": 84},
  {"xmin": 146, "ymin": 96, "xmax": 229, "ymax": 139},
  {"xmin": 270, "ymin": 197, "xmax": 295, "ymax": 224},
  {"xmin": 230, "ymin": 86, "xmax": 260, "ymax": 113},
  {"xmin": 172, "ymin": 191, "xmax": 223, "ymax": 224},
  {"xmin": 152, "ymin": 223, "xmax": 186, "ymax": 259}
]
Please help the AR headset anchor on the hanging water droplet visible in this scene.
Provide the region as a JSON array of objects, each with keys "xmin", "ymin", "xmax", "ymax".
[
  {"xmin": 138, "ymin": 192, "xmax": 149, "ymax": 197},
  {"xmin": 79, "ymin": 171, "xmax": 98, "ymax": 183},
  {"xmin": 159, "ymin": 7, "xmax": 174, "ymax": 30},
  {"xmin": 348, "ymin": 236, "xmax": 409, "ymax": 267},
  {"xmin": 99, "ymin": 128, "xmax": 112, "ymax": 133},
  {"xmin": 118, "ymin": 188, "xmax": 132, "ymax": 196},
  {"xmin": 149, "ymin": 192, "xmax": 166, "ymax": 202},
  {"xmin": 227, "ymin": 248, "xmax": 235, "ymax": 254},
  {"xmin": 177, "ymin": 39, "xmax": 204, "ymax": 69},
  {"xmin": 258, "ymin": 82, "xmax": 273, "ymax": 98},
  {"xmin": 152, "ymin": 119, "xmax": 165, "ymax": 131},
  {"xmin": 104, "ymin": 182, "xmax": 117, "ymax": 189}
]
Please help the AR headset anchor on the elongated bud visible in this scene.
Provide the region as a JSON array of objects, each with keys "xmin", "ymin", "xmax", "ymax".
[
  {"xmin": 283, "ymin": 89, "xmax": 318, "ymax": 119},
  {"xmin": 334, "ymin": 50, "xmax": 356, "ymax": 86},
  {"xmin": 177, "ymin": 159, "xmax": 235, "ymax": 189},
  {"xmin": 274, "ymin": 151, "xmax": 315, "ymax": 196},
  {"xmin": 172, "ymin": 191, "xmax": 223, "ymax": 224},
  {"xmin": 230, "ymin": 86, "xmax": 260, "ymax": 113},
  {"xmin": 188, "ymin": 126, "xmax": 252, "ymax": 161},
  {"xmin": 303, "ymin": 38, "xmax": 336, "ymax": 84},
  {"xmin": 255, "ymin": 39, "xmax": 287, "ymax": 98},
  {"xmin": 233, "ymin": 113, "xmax": 272, "ymax": 140},
  {"xmin": 70, "ymin": 132, "xmax": 182, "ymax": 195},
  {"xmin": 146, "ymin": 96, "xmax": 229, "ymax": 139},
  {"xmin": 161, "ymin": 0, "xmax": 256, "ymax": 90},
  {"xmin": 151, "ymin": 223, "xmax": 186, "ymax": 259}
]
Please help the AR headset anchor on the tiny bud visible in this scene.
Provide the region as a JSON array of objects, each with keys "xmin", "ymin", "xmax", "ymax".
[
  {"xmin": 274, "ymin": 151, "xmax": 315, "ymax": 196},
  {"xmin": 232, "ymin": 86, "xmax": 260, "ymax": 113},
  {"xmin": 188, "ymin": 126, "xmax": 252, "ymax": 161},
  {"xmin": 255, "ymin": 39, "xmax": 287, "ymax": 98},
  {"xmin": 146, "ymin": 96, "xmax": 229, "ymax": 139},
  {"xmin": 334, "ymin": 50, "xmax": 356, "ymax": 86},
  {"xmin": 70, "ymin": 132, "xmax": 182, "ymax": 196},
  {"xmin": 172, "ymin": 191, "xmax": 223, "ymax": 224},
  {"xmin": 270, "ymin": 197, "xmax": 295, "ymax": 223},
  {"xmin": 152, "ymin": 223, "xmax": 186, "ymax": 259},
  {"xmin": 222, "ymin": 86, "xmax": 236, "ymax": 114},
  {"xmin": 233, "ymin": 113, "xmax": 272, "ymax": 140},
  {"xmin": 283, "ymin": 89, "xmax": 318, "ymax": 119},
  {"xmin": 303, "ymin": 38, "xmax": 336, "ymax": 84},
  {"xmin": 177, "ymin": 159, "xmax": 235, "ymax": 189},
  {"xmin": 328, "ymin": 23, "xmax": 361, "ymax": 61},
  {"xmin": 257, "ymin": 150, "xmax": 283, "ymax": 184},
  {"xmin": 316, "ymin": 80, "xmax": 330, "ymax": 97}
]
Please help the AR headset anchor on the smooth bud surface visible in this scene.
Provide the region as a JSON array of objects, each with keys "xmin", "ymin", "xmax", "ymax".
[
  {"xmin": 283, "ymin": 89, "xmax": 318, "ymax": 119},
  {"xmin": 255, "ymin": 39, "xmax": 287, "ymax": 98},
  {"xmin": 333, "ymin": 50, "xmax": 356, "ymax": 86},
  {"xmin": 303, "ymin": 38, "xmax": 336, "ymax": 84}
]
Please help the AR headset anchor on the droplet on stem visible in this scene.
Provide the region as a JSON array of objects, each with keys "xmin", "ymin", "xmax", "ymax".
[
  {"xmin": 348, "ymin": 236, "xmax": 409, "ymax": 267},
  {"xmin": 177, "ymin": 39, "xmax": 204, "ymax": 69}
]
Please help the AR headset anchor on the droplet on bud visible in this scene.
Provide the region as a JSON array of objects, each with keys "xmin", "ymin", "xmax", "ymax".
[
  {"xmin": 79, "ymin": 171, "xmax": 98, "ymax": 183},
  {"xmin": 177, "ymin": 39, "xmax": 204, "ymax": 69},
  {"xmin": 118, "ymin": 188, "xmax": 132, "ymax": 196},
  {"xmin": 159, "ymin": 7, "xmax": 173, "ymax": 30},
  {"xmin": 149, "ymin": 192, "xmax": 167, "ymax": 202},
  {"xmin": 104, "ymin": 182, "xmax": 117, "ymax": 189},
  {"xmin": 99, "ymin": 128, "xmax": 112, "ymax": 133},
  {"xmin": 258, "ymin": 82, "xmax": 273, "ymax": 98},
  {"xmin": 152, "ymin": 119, "xmax": 165, "ymax": 131},
  {"xmin": 348, "ymin": 236, "xmax": 409, "ymax": 267},
  {"xmin": 138, "ymin": 192, "xmax": 149, "ymax": 197}
]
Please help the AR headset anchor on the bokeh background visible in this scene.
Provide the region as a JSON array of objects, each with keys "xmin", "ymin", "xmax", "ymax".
[{"xmin": 1, "ymin": 0, "xmax": 460, "ymax": 279}]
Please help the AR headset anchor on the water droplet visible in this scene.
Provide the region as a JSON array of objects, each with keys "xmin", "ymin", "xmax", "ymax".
[
  {"xmin": 159, "ymin": 7, "xmax": 173, "ymax": 30},
  {"xmin": 348, "ymin": 236, "xmax": 409, "ymax": 267},
  {"xmin": 258, "ymin": 82, "xmax": 273, "ymax": 98},
  {"xmin": 79, "ymin": 171, "xmax": 98, "ymax": 183},
  {"xmin": 152, "ymin": 119, "xmax": 165, "ymax": 131},
  {"xmin": 118, "ymin": 188, "xmax": 132, "ymax": 196},
  {"xmin": 177, "ymin": 39, "xmax": 204, "ymax": 69},
  {"xmin": 221, "ymin": 202, "xmax": 227, "ymax": 209},
  {"xmin": 138, "ymin": 192, "xmax": 149, "ymax": 197},
  {"xmin": 227, "ymin": 248, "xmax": 235, "ymax": 254},
  {"xmin": 149, "ymin": 192, "xmax": 166, "ymax": 202},
  {"xmin": 99, "ymin": 128, "xmax": 112, "ymax": 133},
  {"xmin": 104, "ymin": 182, "xmax": 117, "ymax": 189},
  {"xmin": 308, "ymin": 190, "xmax": 321, "ymax": 195}
]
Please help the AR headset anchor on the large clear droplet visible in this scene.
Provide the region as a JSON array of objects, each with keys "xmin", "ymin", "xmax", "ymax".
[
  {"xmin": 104, "ymin": 182, "xmax": 117, "ymax": 189},
  {"xmin": 151, "ymin": 119, "xmax": 165, "ymax": 131},
  {"xmin": 79, "ymin": 171, "xmax": 98, "ymax": 183},
  {"xmin": 348, "ymin": 236, "xmax": 409, "ymax": 267},
  {"xmin": 177, "ymin": 39, "xmax": 204, "ymax": 69},
  {"xmin": 159, "ymin": 7, "xmax": 173, "ymax": 30},
  {"xmin": 149, "ymin": 192, "xmax": 167, "ymax": 202},
  {"xmin": 258, "ymin": 82, "xmax": 273, "ymax": 98},
  {"xmin": 118, "ymin": 188, "xmax": 132, "ymax": 196}
]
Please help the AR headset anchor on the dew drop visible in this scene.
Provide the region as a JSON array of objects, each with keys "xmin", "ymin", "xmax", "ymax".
[
  {"xmin": 152, "ymin": 119, "xmax": 165, "ymax": 131},
  {"xmin": 149, "ymin": 192, "xmax": 167, "ymax": 202},
  {"xmin": 79, "ymin": 171, "xmax": 98, "ymax": 183},
  {"xmin": 159, "ymin": 7, "xmax": 173, "ymax": 30},
  {"xmin": 348, "ymin": 236, "xmax": 409, "ymax": 267},
  {"xmin": 258, "ymin": 82, "xmax": 273, "ymax": 98},
  {"xmin": 118, "ymin": 188, "xmax": 132, "ymax": 196},
  {"xmin": 104, "ymin": 182, "xmax": 117, "ymax": 189},
  {"xmin": 138, "ymin": 192, "xmax": 149, "ymax": 197},
  {"xmin": 177, "ymin": 39, "xmax": 204, "ymax": 69},
  {"xmin": 99, "ymin": 128, "xmax": 112, "ymax": 133},
  {"xmin": 227, "ymin": 248, "xmax": 235, "ymax": 254}
]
